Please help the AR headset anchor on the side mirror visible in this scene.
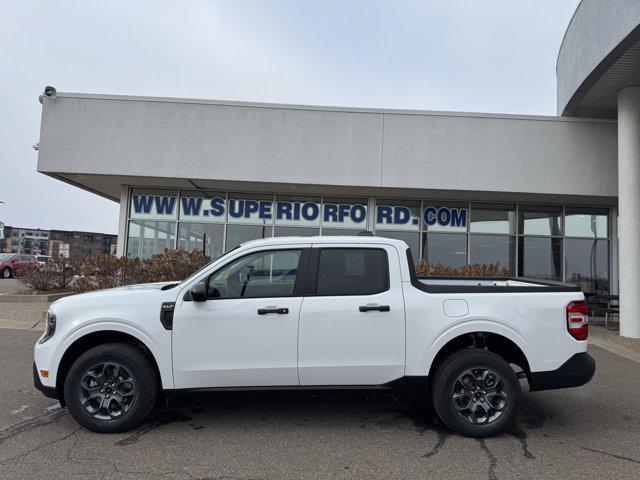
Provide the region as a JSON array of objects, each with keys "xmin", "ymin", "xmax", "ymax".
[{"xmin": 190, "ymin": 282, "xmax": 207, "ymax": 302}]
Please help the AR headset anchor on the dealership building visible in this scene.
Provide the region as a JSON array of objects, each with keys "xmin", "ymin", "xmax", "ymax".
[{"xmin": 35, "ymin": 1, "xmax": 640, "ymax": 338}]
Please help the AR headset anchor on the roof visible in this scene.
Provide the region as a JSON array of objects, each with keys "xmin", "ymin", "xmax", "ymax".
[
  {"xmin": 557, "ymin": 0, "xmax": 640, "ymax": 118},
  {"xmin": 50, "ymin": 90, "xmax": 612, "ymax": 124},
  {"xmin": 37, "ymin": 90, "xmax": 618, "ymax": 205},
  {"xmin": 239, "ymin": 235, "xmax": 409, "ymax": 249}
]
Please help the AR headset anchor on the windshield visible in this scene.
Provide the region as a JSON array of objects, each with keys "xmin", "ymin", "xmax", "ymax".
[
  {"xmin": 0, "ymin": 254, "xmax": 14, "ymax": 261},
  {"xmin": 179, "ymin": 247, "xmax": 240, "ymax": 285}
]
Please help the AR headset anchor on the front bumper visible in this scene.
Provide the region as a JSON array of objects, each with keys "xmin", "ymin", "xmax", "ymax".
[
  {"xmin": 528, "ymin": 352, "xmax": 596, "ymax": 391},
  {"xmin": 33, "ymin": 363, "xmax": 60, "ymax": 401}
]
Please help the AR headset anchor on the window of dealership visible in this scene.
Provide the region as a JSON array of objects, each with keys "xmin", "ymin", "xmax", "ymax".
[{"xmin": 124, "ymin": 188, "xmax": 611, "ymax": 295}]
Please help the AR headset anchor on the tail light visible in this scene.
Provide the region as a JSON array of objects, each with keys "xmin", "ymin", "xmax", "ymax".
[{"xmin": 567, "ymin": 300, "xmax": 589, "ymax": 341}]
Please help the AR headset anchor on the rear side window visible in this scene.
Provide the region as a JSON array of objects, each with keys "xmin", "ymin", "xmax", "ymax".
[{"xmin": 316, "ymin": 248, "xmax": 388, "ymax": 296}]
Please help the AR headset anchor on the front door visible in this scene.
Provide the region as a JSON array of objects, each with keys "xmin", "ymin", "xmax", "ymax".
[
  {"xmin": 172, "ymin": 246, "xmax": 308, "ymax": 389},
  {"xmin": 298, "ymin": 245, "xmax": 406, "ymax": 386}
]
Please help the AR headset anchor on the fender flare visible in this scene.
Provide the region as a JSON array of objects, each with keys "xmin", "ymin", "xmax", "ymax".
[
  {"xmin": 53, "ymin": 320, "xmax": 173, "ymax": 389},
  {"xmin": 421, "ymin": 320, "xmax": 534, "ymax": 376}
]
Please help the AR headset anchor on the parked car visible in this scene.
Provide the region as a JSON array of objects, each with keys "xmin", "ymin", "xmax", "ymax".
[
  {"xmin": 33, "ymin": 236, "xmax": 595, "ymax": 437},
  {"xmin": 0, "ymin": 253, "xmax": 37, "ymax": 279},
  {"xmin": 36, "ymin": 255, "xmax": 53, "ymax": 264}
]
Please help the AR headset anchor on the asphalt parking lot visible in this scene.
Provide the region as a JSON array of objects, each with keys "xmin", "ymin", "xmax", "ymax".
[{"xmin": 1, "ymin": 328, "xmax": 640, "ymax": 480}]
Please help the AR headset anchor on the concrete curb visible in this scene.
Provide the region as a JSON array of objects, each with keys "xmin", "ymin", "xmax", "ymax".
[
  {"xmin": 0, "ymin": 319, "xmax": 45, "ymax": 331},
  {"xmin": 0, "ymin": 292, "xmax": 74, "ymax": 303},
  {"xmin": 589, "ymin": 336, "xmax": 640, "ymax": 364}
]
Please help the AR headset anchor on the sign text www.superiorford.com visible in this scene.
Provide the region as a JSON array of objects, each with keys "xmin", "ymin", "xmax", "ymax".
[{"xmin": 129, "ymin": 193, "xmax": 467, "ymax": 229}]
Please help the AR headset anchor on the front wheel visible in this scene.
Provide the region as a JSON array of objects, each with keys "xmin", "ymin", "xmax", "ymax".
[
  {"xmin": 64, "ymin": 343, "xmax": 158, "ymax": 433},
  {"xmin": 431, "ymin": 349, "xmax": 521, "ymax": 437},
  {"xmin": 2, "ymin": 267, "xmax": 11, "ymax": 279}
]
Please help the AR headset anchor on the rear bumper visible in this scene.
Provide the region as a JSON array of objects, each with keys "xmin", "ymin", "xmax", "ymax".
[
  {"xmin": 33, "ymin": 363, "xmax": 60, "ymax": 401},
  {"xmin": 529, "ymin": 352, "xmax": 596, "ymax": 391}
]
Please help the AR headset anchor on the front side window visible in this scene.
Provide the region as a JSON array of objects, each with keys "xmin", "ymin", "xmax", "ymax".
[
  {"xmin": 315, "ymin": 248, "xmax": 388, "ymax": 296},
  {"xmin": 207, "ymin": 249, "xmax": 301, "ymax": 299}
]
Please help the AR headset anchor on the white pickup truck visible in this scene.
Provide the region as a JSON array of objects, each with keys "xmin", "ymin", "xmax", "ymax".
[{"xmin": 34, "ymin": 236, "xmax": 595, "ymax": 437}]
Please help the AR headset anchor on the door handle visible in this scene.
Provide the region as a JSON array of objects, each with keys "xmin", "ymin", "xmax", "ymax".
[
  {"xmin": 257, "ymin": 307, "xmax": 289, "ymax": 315},
  {"xmin": 359, "ymin": 305, "xmax": 391, "ymax": 312}
]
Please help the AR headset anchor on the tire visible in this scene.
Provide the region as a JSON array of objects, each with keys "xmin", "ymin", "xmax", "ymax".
[
  {"xmin": 2, "ymin": 267, "xmax": 12, "ymax": 279},
  {"xmin": 64, "ymin": 343, "xmax": 158, "ymax": 433},
  {"xmin": 431, "ymin": 349, "xmax": 520, "ymax": 438}
]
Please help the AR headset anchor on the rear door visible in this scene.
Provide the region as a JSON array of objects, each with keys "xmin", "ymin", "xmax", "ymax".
[{"xmin": 298, "ymin": 244, "xmax": 406, "ymax": 386}]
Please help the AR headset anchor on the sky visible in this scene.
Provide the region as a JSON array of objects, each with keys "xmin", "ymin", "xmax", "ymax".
[{"xmin": 0, "ymin": 0, "xmax": 580, "ymax": 235}]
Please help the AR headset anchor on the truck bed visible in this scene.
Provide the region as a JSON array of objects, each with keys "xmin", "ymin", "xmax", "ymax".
[{"xmin": 414, "ymin": 276, "xmax": 582, "ymax": 293}]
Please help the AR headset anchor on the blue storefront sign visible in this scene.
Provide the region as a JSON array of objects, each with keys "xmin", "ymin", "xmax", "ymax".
[
  {"xmin": 422, "ymin": 206, "xmax": 467, "ymax": 228},
  {"xmin": 130, "ymin": 193, "xmax": 467, "ymax": 229}
]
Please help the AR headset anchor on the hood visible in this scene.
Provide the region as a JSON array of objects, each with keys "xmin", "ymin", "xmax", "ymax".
[
  {"xmin": 51, "ymin": 281, "xmax": 179, "ymax": 307},
  {"xmin": 100, "ymin": 281, "xmax": 178, "ymax": 292}
]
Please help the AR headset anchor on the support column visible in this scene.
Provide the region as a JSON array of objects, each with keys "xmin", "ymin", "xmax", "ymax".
[
  {"xmin": 116, "ymin": 185, "xmax": 129, "ymax": 257},
  {"xmin": 617, "ymin": 87, "xmax": 640, "ymax": 338}
]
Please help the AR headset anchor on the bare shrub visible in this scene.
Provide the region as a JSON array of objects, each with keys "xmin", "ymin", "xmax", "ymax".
[
  {"xmin": 18, "ymin": 256, "xmax": 76, "ymax": 292},
  {"xmin": 50, "ymin": 256, "xmax": 75, "ymax": 289},
  {"xmin": 135, "ymin": 249, "xmax": 210, "ymax": 284},
  {"xmin": 18, "ymin": 263, "xmax": 55, "ymax": 291},
  {"xmin": 415, "ymin": 259, "xmax": 509, "ymax": 278},
  {"xmin": 72, "ymin": 254, "xmax": 142, "ymax": 293},
  {"xmin": 71, "ymin": 249, "xmax": 209, "ymax": 293}
]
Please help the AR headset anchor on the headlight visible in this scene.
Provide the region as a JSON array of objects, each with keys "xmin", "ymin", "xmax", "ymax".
[{"xmin": 39, "ymin": 311, "xmax": 57, "ymax": 344}]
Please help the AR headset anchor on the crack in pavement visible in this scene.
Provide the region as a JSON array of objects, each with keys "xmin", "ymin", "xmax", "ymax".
[
  {"xmin": 422, "ymin": 429, "xmax": 449, "ymax": 459},
  {"xmin": 519, "ymin": 403, "xmax": 553, "ymax": 430},
  {"xmin": 393, "ymin": 407, "xmax": 452, "ymax": 460},
  {"xmin": 508, "ymin": 425, "xmax": 535, "ymax": 460},
  {"xmin": 113, "ymin": 423, "xmax": 155, "ymax": 447},
  {"xmin": 65, "ymin": 429, "xmax": 81, "ymax": 464},
  {"xmin": 581, "ymin": 447, "xmax": 640, "ymax": 465},
  {"xmin": 114, "ymin": 409, "xmax": 192, "ymax": 446},
  {"xmin": 477, "ymin": 439, "xmax": 498, "ymax": 480},
  {"xmin": 0, "ymin": 426, "xmax": 82, "ymax": 464},
  {"xmin": 0, "ymin": 406, "xmax": 67, "ymax": 444}
]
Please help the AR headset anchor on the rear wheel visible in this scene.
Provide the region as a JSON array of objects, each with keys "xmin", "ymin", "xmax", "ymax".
[
  {"xmin": 431, "ymin": 349, "xmax": 520, "ymax": 437},
  {"xmin": 64, "ymin": 343, "xmax": 158, "ymax": 433},
  {"xmin": 2, "ymin": 267, "xmax": 11, "ymax": 279}
]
